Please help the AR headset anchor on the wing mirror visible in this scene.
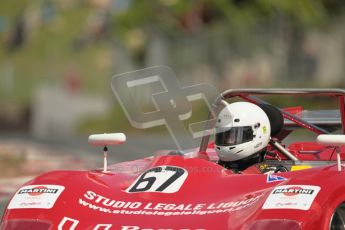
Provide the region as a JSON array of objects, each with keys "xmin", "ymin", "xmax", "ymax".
[
  {"xmin": 317, "ymin": 134, "xmax": 345, "ymax": 146},
  {"xmin": 317, "ymin": 134, "xmax": 345, "ymax": 171},
  {"xmin": 88, "ymin": 133, "xmax": 126, "ymax": 172},
  {"xmin": 88, "ymin": 133, "xmax": 126, "ymax": 146}
]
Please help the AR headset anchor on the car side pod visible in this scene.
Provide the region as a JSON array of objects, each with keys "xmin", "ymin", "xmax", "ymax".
[
  {"xmin": 317, "ymin": 134, "xmax": 345, "ymax": 171},
  {"xmin": 88, "ymin": 133, "xmax": 126, "ymax": 173}
]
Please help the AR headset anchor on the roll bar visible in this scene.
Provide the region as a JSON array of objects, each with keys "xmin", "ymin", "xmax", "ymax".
[{"xmin": 199, "ymin": 88, "xmax": 345, "ymax": 158}]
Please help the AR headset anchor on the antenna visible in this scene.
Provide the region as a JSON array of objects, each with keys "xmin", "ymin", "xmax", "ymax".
[{"xmin": 88, "ymin": 133, "xmax": 126, "ymax": 173}]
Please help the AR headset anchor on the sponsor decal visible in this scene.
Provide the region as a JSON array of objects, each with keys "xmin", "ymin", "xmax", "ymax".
[
  {"xmin": 8, "ymin": 185, "xmax": 65, "ymax": 209},
  {"xmin": 266, "ymin": 174, "xmax": 288, "ymax": 183},
  {"xmin": 262, "ymin": 126, "xmax": 267, "ymax": 134},
  {"xmin": 254, "ymin": 142, "xmax": 262, "ymax": 149},
  {"xmin": 273, "ymin": 186, "xmax": 313, "ymax": 196},
  {"xmin": 58, "ymin": 217, "xmax": 206, "ymax": 230},
  {"xmin": 78, "ymin": 190, "xmax": 263, "ymax": 216},
  {"xmin": 18, "ymin": 186, "xmax": 59, "ymax": 195},
  {"xmin": 120, "ymin": 227, "xmax": 205, "ymax": 230},
  {"xmin": 262, "ymin": 185, "xmax": 320, "ymax": 210}
]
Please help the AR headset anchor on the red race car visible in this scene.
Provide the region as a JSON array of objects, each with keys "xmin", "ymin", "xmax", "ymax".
[{"xmin": 2, "ymin": 89, "xmax": 345, "ymax": 230}]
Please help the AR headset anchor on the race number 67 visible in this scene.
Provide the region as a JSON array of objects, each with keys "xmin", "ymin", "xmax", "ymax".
[{"xmin": 126, "ymin": 166, "xmax": 188, "ymax": 193}]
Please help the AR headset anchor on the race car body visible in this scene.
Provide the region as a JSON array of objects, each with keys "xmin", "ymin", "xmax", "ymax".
[{"xmin": 2, "ymin": 88, "xmax": 345, "ymax": 230}]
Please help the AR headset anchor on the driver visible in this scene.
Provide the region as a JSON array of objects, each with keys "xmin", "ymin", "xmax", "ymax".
[{"xmin": 215, "ymin": 102, "xmax": 271, "ymax": 173}]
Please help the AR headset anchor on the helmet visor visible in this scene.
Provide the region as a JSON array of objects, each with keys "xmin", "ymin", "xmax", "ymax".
[{"xmin": 215, "ymin": 126, "xmax": 254, "ymax": 146}]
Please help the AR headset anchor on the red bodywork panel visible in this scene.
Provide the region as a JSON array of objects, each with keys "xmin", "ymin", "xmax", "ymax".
[{"xmin": 2, "ymin": 143, "xmax": 345, "ymax": 230}]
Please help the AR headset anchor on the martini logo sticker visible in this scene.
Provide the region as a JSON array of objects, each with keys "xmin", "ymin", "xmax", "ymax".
[
  {"xmin": 262, "ymin": 185, "xmax": 320, "ymax": 210},
  {"xmin": 8, "ymin": 185, "xmax": 65, "ymax": 209}
]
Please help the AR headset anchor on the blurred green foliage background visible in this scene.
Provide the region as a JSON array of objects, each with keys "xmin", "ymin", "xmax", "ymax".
[{"xmin": 0, "ymin": 0, "xmax": 345, "ymax": 135}]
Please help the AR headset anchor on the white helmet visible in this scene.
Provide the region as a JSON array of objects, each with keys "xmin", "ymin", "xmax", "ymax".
[{"xmin": 215, "ymin": 102, "xmax": 271, "ymax": 162}]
